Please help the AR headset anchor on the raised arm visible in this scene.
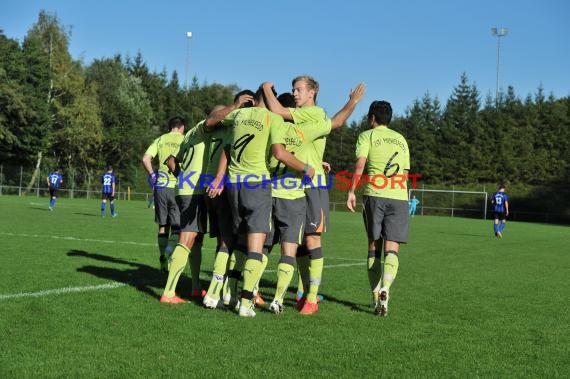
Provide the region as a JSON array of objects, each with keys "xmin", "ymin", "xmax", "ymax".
[
  {"xmin": 204, "ymin": 93, "xmax": 254, "ymax": 130},
  {"xmin": 262, "ymin": 82, "xmax": 293, "ymax": 120},
  {"xmin": 331, "ymin": 83, "xmax": 366, "ymax": 129}
]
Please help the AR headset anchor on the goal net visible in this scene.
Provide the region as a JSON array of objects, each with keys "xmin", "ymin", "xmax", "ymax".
[{"xmin": 408, "ymin": 188, "xmax": 489, "ymax": 219}]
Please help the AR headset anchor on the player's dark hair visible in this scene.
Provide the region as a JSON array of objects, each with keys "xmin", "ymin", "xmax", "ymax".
[
  {"xmin": 234, "ymin": 89, "xmax": 255, "ymax": 108},
  {"xmin": 256, "ymin": 85, "xmax": 276, "ymax": 105},
  {"xmin": 498, "ymin": 184, "xmax": 506, "ymax": 190},
  {"xmin": 277, "ymin": 92, "xmax": 295, "ymax": 108},
  {"xmin": 368, "ymin": 100, "xmax": 393, "ymax": 126},
  {"xmin": 168, "ymin": 116, "xmax": 186, "ymax": 130},
  {"xmin": 106, "ymin": 164, "xmax": 113, "ymax": 171}
]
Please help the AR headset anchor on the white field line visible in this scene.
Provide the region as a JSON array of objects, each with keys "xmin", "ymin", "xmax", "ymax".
[
  {"xmin": 0, "ymin": 231, "xmax": 155, "ymax": 247},
  {"xmin": 0, "ymin": 262, "xmax": 365, "ymax": 301}
]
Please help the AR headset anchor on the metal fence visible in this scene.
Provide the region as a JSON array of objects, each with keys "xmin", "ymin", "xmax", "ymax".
[{"xmin": 2, "ymin": 165, "xmax": 567, "ymax": 224}]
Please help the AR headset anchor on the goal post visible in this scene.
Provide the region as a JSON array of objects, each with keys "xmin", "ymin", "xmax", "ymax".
[{"xmin": 408, "ymin": 188, "xmax": 489, "ymax": 219}]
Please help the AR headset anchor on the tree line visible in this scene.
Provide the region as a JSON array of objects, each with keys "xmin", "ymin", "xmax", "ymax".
[{"xmin": 1, "ymin": 11, "xmax": 569, "ymax": 219}]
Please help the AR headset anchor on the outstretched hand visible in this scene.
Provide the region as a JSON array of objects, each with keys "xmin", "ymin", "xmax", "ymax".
[{"xmin": 349, "ymin": 83, "xmax": 366, "ymax": 105}]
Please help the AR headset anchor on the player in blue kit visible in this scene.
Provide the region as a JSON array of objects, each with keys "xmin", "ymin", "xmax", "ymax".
[
  {"xmin": 491, "ymin": 185, "xmax": 509, "ymax": 238},
  {"xmin": 101, "ymin": 164, "xmax": 117, "ymax": 218},
  {"xmin": 46, "ymin": 168, "xmax": 63, "ymax": 211}
]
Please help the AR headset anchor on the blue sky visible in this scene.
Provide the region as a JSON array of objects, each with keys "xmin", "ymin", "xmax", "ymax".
[{"xmin": 1, "ymin": 0, "xmax": 569, "ymax": 122}]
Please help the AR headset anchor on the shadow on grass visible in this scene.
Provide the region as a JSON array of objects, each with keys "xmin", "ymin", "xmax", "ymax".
[
  {"xmin": 73, "ymin": 213, "xmax": 101, "ymax": 217},
  {"xmin": 67, "ymin": 249, "xmax": 211, "ymax": 304},
  {"xmin": 434, "ymin": 231, "xmax": 489, "ymax": 238}
]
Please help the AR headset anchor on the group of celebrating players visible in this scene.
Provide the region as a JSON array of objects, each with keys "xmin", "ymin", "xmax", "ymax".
[{"xmin": 142, "ymin": 75, "xmax": 412, "ymax": 317}]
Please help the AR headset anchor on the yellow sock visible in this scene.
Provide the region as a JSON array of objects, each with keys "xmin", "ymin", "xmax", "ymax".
[
  {"xmin": 222, "ymin": 251, "xmax": 237, "ymax": 300},
  {"xmin": 307, "ymin": 248, "xmax": 324, "ymax": 303},
  {"xmin": 227, "ymin": 248, "xmax": 247, "ymax": 297},
  {"xmin": 382, "ymin": 251, "xmax": 399, "ymax": 290},
  {"xmin": 274, "ymin": 256, "xmax": 296, "ymax": 303},
  {"xmin": 254, "ymin": 253, "xmax": 269, "ymax": 295},
  {"xmin": 163, "ymin": 244, "xmax": 190, "ymax": 298},
  {"xmin": 207, "ymin": 247, "xmax": 229, "ymax": 299},
  {"xmin": 241, "ymin": 252, "xmax": 264, "ymax": 294},
  {"xmin": 367, "ymin": 250, "xmax": 382, "ymax": 293}
]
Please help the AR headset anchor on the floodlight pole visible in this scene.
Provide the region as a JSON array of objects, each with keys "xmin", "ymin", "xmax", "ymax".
[
  {"xmin": 185, "ymin": 31, "xmax": 193, "ymax": 89},
  {"xmin": 491, "ymin": 27, "xmax": 508, "ymax": 107}
]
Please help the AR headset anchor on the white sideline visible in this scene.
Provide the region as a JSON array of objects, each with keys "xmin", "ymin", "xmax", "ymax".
[{"xmin": 0, "ymin": 262, "xmax": 365, "ymax": 301}]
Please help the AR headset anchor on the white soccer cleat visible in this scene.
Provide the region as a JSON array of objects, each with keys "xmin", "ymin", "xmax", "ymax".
[
  {"xmin": 375, "ymin": 287, "xmax": 389, "ymax": 317},
  {"xmin": 269, "ymin": 299, "xmax": 284, "ymax": 314},
  {"xmin": 203, "ymin": 295, "xmax": 222, "ymax": 309},
  {"xmin": 238, "ymin": 301, "xmax": 256, "ymax": 318}
]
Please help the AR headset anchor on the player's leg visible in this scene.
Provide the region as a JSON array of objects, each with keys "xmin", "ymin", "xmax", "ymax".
[
  {"xmin": 205, "ymin": 242, "xmax": 231, "ymax": 308},
  {"xmin": 239, "ymin": 232, "xmax": 267, "ymax": 316},
  {"xmin": 376, "ymin": 198, "xmax": 409, "ymax": 316},
  {"xmin": 165, "ymin": 190, "xmax": 181, "ymax": 260},
  {"xmin": 223, "ymin": 188, "xmax": 245, "ymax": 307},
  {"xmin": 300, "ymin": 188, "xmax": 328, "ymax": 314},
  {"xmin": 270, "ymin": 197, "xmax": 304, "ymax": 313},
  {"xmin": 154, "ymin": 190, "xmax": 171, "ymax": 272},
  {"xmin": 301, "ymin": 234, "xmax": 323, "ymax": 314},
  {"xmin": 253, "ymin": 244, "xmax": 271, "ymax": 306},
  {"xmin": 190, "ymin": 233, "xmax": 205, "ymax": 297},
  {"xmin": 109, "ymin": 196, "xmax": 117, "ymax": 217},
  {"xmin": 295, "ymin": 243, "xmax": 310, "ymax": 301},
  {"xmin": 498, "ymin": 213, "xmax": 506, "ymax": 234},
  {"xmin": 49, "ymin": 189, "xmax": 57, "ymax": 210},
  {"xmin": 295, "ymin": 244, "xmax": 310, "ymax": 300},
  {"xmin": 224, "ymin": 241, "xmax": 246, "ymax": 307},
  {"xmin": 101, "ymin": 196, "xmax": 107, "ymax": 217},
  {"xmin": 177, "ymin": 194, "xmax": 207, "ymax": 297},
  {"xmin": 368, "ymin": 240, "xmax": 383, "ymax": 308},
  {"xmin": 238, "ymin": 186, "xmax": 272, "ymax": 317},
  {"xmin": 363, "ymin": 196, "xmax": 384, "ymax": 308},
  {"xmin": 161, "ymin": 231, "xmax": 198, "ymax": 303},
  {"xmin": 271, "ymin": 247, "xmax": 296, "ymax": 314},
  {"xmin": 204, "ymin": 196, "xmax": 232, "ymax": 307}
]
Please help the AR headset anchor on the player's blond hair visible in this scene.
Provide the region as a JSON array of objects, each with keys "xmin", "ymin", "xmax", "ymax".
[{"xmin": 292, "ymin": 75, "xmax": 319, "ymax": 103}]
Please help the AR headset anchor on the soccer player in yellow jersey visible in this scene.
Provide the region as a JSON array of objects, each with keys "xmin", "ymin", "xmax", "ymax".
[
  {"xmin": 142, "ymin": 117, "xmax": 185, "ymax": 274},
  {"xmin": 346, "ymin": 100, "xmax": 410, "ymax": 316},
  {"xmin": 158, "ymin": 120, "xmax": 209, "ymax": 303},
  {"xmin": 262, "ymin": 78, "xmax": 365, "ymax": 314}
]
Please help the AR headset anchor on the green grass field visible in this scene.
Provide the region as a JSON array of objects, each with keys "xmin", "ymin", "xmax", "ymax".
[{"xmin": 1, "ymin": 195, "xmax": 568, "ymax": 378}]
